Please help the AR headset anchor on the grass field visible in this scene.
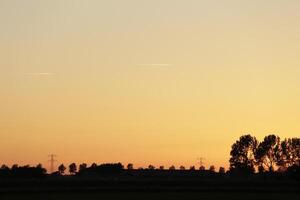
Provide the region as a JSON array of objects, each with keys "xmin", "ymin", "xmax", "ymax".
[
  {"xmin": 0, "ymin": 174, "xmax": 299, "ymax": 200},
  {"xmin": 1, "ymin": 192, "xmax": 299, "ymax": 200}
]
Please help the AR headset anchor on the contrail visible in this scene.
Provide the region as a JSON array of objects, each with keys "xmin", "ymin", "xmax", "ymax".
[
  {"xmin": 136, "ymin": 64, "xmax": 173, "ymax": 67},
  {"xmin": 24, "ymin": 72, "xmax": 56, "ymax": 76}
]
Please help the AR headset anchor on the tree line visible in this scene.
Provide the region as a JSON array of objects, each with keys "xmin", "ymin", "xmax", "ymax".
[
  {"xmin": 54, "ymin": 162, "xmax": 226, "ymax": 175},
  {"xmin": 0, "ymin": 164, "xmax": 46, "ymax": 178},
  {"xmin": 229, "ymin": 134, "xmax": 299, "ymax": 174},
  {"xmin": 0, "ymin": 134, "xmax": 299, "ymax": 178}
]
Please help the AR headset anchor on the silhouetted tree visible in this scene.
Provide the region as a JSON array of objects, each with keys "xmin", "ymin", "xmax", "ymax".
[
  {"xmin": 169, "ymin": 165, "xmax": 176, "ymax": 170},
  {"xmin": 219, "ymin": 167, "xmax": 225, "ymax": 174},
  {"xmin": 277, "ymin": 138, "xmax": 300, "ymax": 169},
  {"xmin": 58, "ymin": 164, "xmax": 66, "ymax": 175},
  {"xmin": 199, "ymin": 166, "xmax": 205, "ymax": 171},
  {"xmin": 179, "ymin": 166, "xmax": 185, "ymax": 170},
  {"xmin": 36, "ymin": 163, "xmax": 47, "ymax": 174},
  {"xmin": 190, "ymin": 166, "xmax": 195, "ymax": 170},
  {"xmin": 91, "ymin": 163, "xmax": 98, "ymax": 168},
  {"xmin": 148, "ymin": 165, "xmax": 155, "ymax": 170},
  {"xmin": 209, "ymin": 165, "xmax": 215, "ymax": 173},
  {"xmin": 84, "ymin": 163, "xmax": 124, "ymax": 174},
  {"xmin": 1, "ymin": 164, "xmax": 9, "ymax": 170},
  {"xmin": 229, "ymin": 134, "xmax": 258, "ymax": 174},
  {"xmin": 69, "ymin": 163, "xmax": 77, "ymax": 175},
  {"xmin": 36, "ymin": 163, "xmax": 42, "ymax": 168},
  {"xmin": 11, "ymin": 164, "xmax": 18, "ymax": 170},
  {"xmin": 82, "ymin": 163, "xmax": 124, "ymax": 175},
  {"xmin": 290, "ymin": 138, "xmax": 300, "ymax": 166},
  {"xmin": 79, "ymin": 163, "xmax": 87, "ymax": 172},
  {"xmin": 159, "ymin": 166, "xmax": 164, "ymax": 170},
  {"xmin": 1, "ymin": 164, "xmax": 46, "ymax": 178},
  {"xmin": 127, "ymin": 163, "xmax": 133, "ymax": 170},
  {"xmin": 277, "ymin": 138, "xmax": 292, "ymax": 170},
  {"xmin": 255, "ymin": 135, "xmax": 280, "ymax": 172},
  {"xmin": 0, "ymin": 164, "xmax": 10, "ymax": 178}
]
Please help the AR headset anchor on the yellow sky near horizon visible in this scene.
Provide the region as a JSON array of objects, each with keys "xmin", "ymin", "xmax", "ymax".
[{"xmin": 1, "ymin": 0, "xmax": 300, "ymax": 171}]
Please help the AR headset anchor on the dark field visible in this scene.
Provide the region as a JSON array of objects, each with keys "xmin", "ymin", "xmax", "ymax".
[
  {"xmin": 0, "ymin": 169, "xmax": 299, "ymax": 200},
  {"xmin": 1, "ymin": 192, "xmax": 299, "ymax": 200},
  {"xmin": 0, "ymin": 177, "xmax": 299, "ymax": 200}
]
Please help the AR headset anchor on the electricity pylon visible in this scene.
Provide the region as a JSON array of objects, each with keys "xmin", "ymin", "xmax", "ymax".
[
  {"xmin": 48, "ymin": 154, "xmax": 57, "ymax": 173},
  {"xmin": 197, "ymin": 157, "xmax": 205, "ymax": 167}
]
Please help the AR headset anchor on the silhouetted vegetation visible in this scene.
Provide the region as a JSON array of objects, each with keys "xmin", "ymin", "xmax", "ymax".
[
  {"xmin": 77, "ymin": 163, "xmax": 124, "ymax": 176},
  {"xmin": 0, "ymin": 164, "xmax": 46, "ymax": 178},
  {"xmin": 69, "ymin": 163, "xmax": 77, "ymax": 175},
  {"xmin": 58, "ymin": 163, "xmax": 66, "ymax": 175},
  {"xmin": 0, "ymin": 133, "xmax": 298, "ymax": 198},
  {"xmin": 229, "ymin": 134, "xmax": 258, "ymax": 174},
  {"xmin": 79, "ymin": 163, "xmax": 87, "ymax": 172},
  {"xmin": 148, "ymin": 165, "xmax": 155, "ymax": 170},
  {"xmin": 127, "ymin": 163, "xmax": 133, "ymax": 170},
  {"xmin": 229, "ymin": 134, "xmax": 299, "ymax": 178},
  {"xmin": 209, "ymin": 165, "xmax": 215, "ymax": 173},
  {"xmin": 219, "ymin": 167, "xmax": 225, "ymax": 174}
]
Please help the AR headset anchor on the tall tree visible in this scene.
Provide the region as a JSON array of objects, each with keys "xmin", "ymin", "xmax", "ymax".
[
  {"xmin": 58, "ymin": 164, "xmax": 66, "ymax": 175},
  {"xmin": 199, "ymin": 166, "xmax": 205, "ymax": 171},
  {"xmin": 290, "ymin": 138, "xmax": 300, "ymax": 166},
  {"xmin": 91, "ymin": 163, "xmax": 98, "ymax": 168},
  {"xmin": 127, "ymin": 163, "xmax": 134, "ymax": 170},
  {"xmin": 148, "ymin": 165, "xmax": 155, "ymax": 170},
  {"xmin": 69, "ymin": 163, "xmax": 77, "ymax": 175},
  {"xmin": 255, "ymin": 134, "xmax": 280, "ymax": 172},
  {"xmin": 79, "ymin": 163, "xmax": 87, "ymax": 172},
  {"xmin": 1, "ymin": 164, "xmax": 9, "ymax": 170},
  {"xmin": 219, "ymin": 167, "xmax": 226, "ymax": 174},
  {"xmin": 229, "ymin": 134, "xmax": 258, "ymax": 174},
  {"xmin": 278, "ymin": 138, "xmax": 300, "ymax": 169},
  {"xmin": 209, "ymin": 165, "xmax": 215, "ymax": 173},
  {"xmin": 36, "ymin": 163, "xmax": 47, "ymax": 174}
]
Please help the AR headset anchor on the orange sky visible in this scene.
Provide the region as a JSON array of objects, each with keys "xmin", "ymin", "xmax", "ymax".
[{"xmin": 1, "ymin": 0, "xmax": 300, "ymax": 172}]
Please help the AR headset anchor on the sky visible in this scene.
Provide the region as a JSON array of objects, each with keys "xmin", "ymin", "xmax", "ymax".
[{"xmin": 1, "ymin": 0, "xmax": 300, "ymax": 171}]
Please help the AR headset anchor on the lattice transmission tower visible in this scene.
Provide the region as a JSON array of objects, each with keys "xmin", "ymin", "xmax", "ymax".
[{"xmin": 48, "ymin": 154, "xmax": 57, "ymax": 173}]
